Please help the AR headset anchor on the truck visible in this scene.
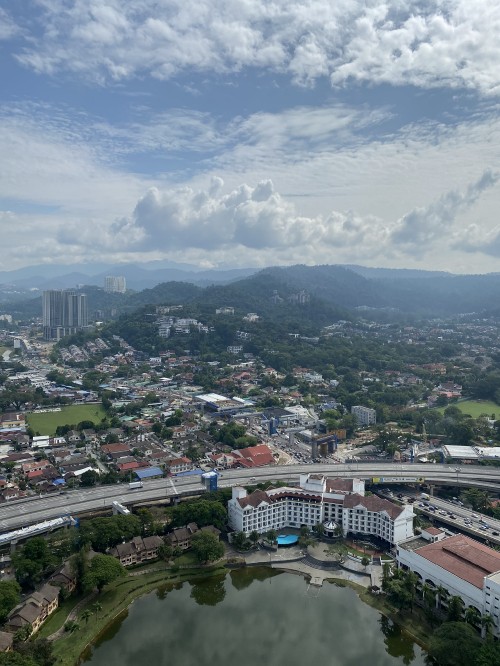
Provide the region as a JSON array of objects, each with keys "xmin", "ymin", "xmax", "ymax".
[
  {"xmin": 420, "ymin": 492, "xmax": 430, "ymax": 501},
  {"xmin": 128, "ymin": 481, "xmax": 143, "ymax": 490}
]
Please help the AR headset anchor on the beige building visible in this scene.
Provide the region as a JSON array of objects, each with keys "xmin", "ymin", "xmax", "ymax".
[
  {"xmin": 111, "ymin": 536, "xmax": 164, "ymax": 567},
  {"xmin": 7, "ymin": 584, "xmax": 59, "ymax": 635}
]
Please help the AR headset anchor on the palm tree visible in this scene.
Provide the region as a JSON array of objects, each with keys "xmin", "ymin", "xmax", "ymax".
[
  {"xmin": 465, "ymin": 606, "xmax": 481, "ymax": 626},
  {"xmin": 436, "ymin": 585, "xmax": 448, "ymax": 611},
  {"xmin": 249, "ymin": 531, "xmax": 260, "ymax": 546},
  {"xmin": 81, "ymin": 609, "xmax": 92, "ymax": 626},
  {"xmin": 92, "ymin": 601, "xmax": 103, "ymax": 621},
  {"xmin": 481, "ymin": 613, "xmax": 494, "ymax": 638},
  {"xmin": 266, "ymin": 529, "xmax": 278, "ymax": 546},
  {"xmin": 421, "ymin": 583, "xmax": 433, "ymax": 607},
  {"xmin": 314, "ymin": 523, "xmax": 325, "ymax": 537},
  {"xmin": 382, "ymin": 562, "xmax": 392, "ymax": 590},
  {"xmin": 447, "ymin": 595, "xmax": 464, "ymax": 621},
  {"xmin": 403, "ymin": 571, "xmax": 419, "ymax": 612}
]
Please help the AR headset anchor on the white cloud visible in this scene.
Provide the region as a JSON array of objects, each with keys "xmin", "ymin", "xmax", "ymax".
[
  {"xmin": 0, "ymin": 8, "xmax": 20, "ymax": 41},
  {"xmin": 12, "ymin": 1, "xmax": 500, "ymax": 95},
  {"xmin": 390, "ymin": 170, "xmax": 500, "ymax": 255},
  {"xmin": 2, "ymin": 97, "xmax": 500, "ymax": 272},
  {"xmin": 56, "ymin": 172, "xmax": 497, "ymax": 272}
]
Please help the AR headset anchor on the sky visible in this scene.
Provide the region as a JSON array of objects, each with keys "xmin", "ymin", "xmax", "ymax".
[{"xmin": 1, "ymin": 1, "xmax": 500, "ymax": 274}]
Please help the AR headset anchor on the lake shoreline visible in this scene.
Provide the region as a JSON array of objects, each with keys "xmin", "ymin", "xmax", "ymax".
[{"xmin": 48, "ymin": 561, "xmax": 433, "ymax": 666}]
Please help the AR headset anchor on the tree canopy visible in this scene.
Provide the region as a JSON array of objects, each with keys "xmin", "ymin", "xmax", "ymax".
[
  {"xmin": 190, "ymin": 531, "xmax": 224, "ymax": 563},
  {"xmin": 83, "ymin": 554, "xmax": 125, "ymax": 592}
]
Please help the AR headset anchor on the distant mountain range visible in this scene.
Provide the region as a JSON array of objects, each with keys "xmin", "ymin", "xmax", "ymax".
[
  {"xmin": 0, "ymin": 260, "xmax": 258, "ymax": 293},
  {"xmin": 3, "ymin": 262, "xmax": 500, "ymax": 319}
]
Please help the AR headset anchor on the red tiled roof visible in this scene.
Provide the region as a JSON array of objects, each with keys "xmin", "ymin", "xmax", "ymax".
[
  {"xmin": 424, "ymin": 527, "xmax": 444, "ymax": 535},
  {"xmin": 343, "ymin": 494, "xmax": 404, "ymax": 519},
  {"xmin": 117, "ymin": 461, "xmax": 139, "ymax": 471},
  {"xmin": 237, "ymin": 489, "xmax": 270, "ymax": 509},
  {"xmin": 169, "ymin": 457, "xmax": 191, "ymax": 466},
  {"xmin": 415, "ymin": 534, "xmax": 500, "ymax": 589},
  {"xmin": 101, "ymin": 443, "xmax": 130, "ymax": 454},
  {"xmin": 26, "ymin": 470, "xmax": 44, "ymax": 479},
  {"xmin": 232, "ymin": 444, "xmax": 274, "ymax": 467},
  {"xmin": 325, "ymin": 478, "xmax": 355, "ymax": 493}
]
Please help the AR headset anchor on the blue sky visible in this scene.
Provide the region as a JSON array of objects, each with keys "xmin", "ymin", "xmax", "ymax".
[{"xmin": 1, "ymin": 0, "xmax": 500, "ymax": 273}]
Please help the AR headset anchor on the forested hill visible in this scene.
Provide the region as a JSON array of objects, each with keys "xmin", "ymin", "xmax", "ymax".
[
  {"xmin": 6, "ymin": 263, "xmax": 500, "ymax": 322},
  {"xmin": 262, "ymin": 265, "xmax": 500, "ymax": 315}
]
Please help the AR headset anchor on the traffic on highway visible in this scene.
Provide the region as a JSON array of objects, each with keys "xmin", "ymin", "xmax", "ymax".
[{"xmin": 2, "ymin": 462, "xmax": 500, "ymax": 534}]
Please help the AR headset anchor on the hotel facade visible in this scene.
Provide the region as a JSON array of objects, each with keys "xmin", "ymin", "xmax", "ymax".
[{"xmin": 228, "ymin": 474, "xmax": 415, "ymax": 546}]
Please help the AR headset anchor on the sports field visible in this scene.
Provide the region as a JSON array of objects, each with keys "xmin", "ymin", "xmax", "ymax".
[
  {"xmin": 437, "ymin": 399, "xmax": 499, "ymax": 419},
  {"xmin": 27, "ymin": 404, "xmax": 107, "ymax": 436}
]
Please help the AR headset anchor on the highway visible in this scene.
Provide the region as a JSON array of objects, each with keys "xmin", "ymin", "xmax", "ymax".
[{"xmin": 2, "ymin": 462, "xmax": 500, "ymax": 533}]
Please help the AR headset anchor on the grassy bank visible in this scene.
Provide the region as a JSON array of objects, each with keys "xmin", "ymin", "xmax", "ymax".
[
  {"xmin": 27, "ymin": 404, "xmax": 107, "ymax": 436},
  {"xmin": 52, "ymin": 564, "xmax": 226, "ymax": 666}
]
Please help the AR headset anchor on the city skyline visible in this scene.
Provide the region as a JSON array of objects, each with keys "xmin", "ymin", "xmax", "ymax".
[{"xmin": 1, "ymin": 2, "xmax": 500, "ymax": 273}]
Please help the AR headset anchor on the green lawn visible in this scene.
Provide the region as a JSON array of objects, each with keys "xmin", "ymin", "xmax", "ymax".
[
  {"xmin": 37, "ymin": 594, "xmax": 84, "ymax": 639},
  {"xmin": 27, "ymin": 404, "xmax": 107, "ymax": 436},
  {"xmin": 436, "ymin": 399, "xmax": 499, "ymax": 419}
]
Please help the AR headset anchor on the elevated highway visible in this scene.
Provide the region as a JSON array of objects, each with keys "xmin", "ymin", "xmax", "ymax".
[{"xmin": 1, "ymin": 463, "xmax": 500, "ymax": 534}]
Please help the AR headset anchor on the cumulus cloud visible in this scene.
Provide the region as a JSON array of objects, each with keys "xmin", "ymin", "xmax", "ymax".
[
  {"xmin": 57, "ymin": 172, "xmax": 498, "ymax": 267},
  {"xmin": 12, "ymin": 1, "xmax": 500, "ymax": 95},
  {"xmin": 390, "ymin": 170, "xmax": 500, "ymax": 254}
]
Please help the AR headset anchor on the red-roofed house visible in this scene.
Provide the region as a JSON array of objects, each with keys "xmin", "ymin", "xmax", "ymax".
[
  {"xmin": 168, "ymin": 457, "xmax": 192, "ymax": 474},
  {"xmin": 231, "ymin": 444, "xmax": 275, "ymax": 468},
  {"xmin": 117, "ymin": 460, "xmax": 140, "ymax": 473}
]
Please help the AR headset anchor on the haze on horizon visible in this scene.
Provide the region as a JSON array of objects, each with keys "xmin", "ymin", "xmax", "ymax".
[{"xmin": 1, "ymin": 1, "xmax": 500, "ymax": 275}]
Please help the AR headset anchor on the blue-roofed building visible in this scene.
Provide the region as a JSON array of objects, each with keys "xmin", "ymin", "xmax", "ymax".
[{"xmin": 135, "ymin": 467, "xmax": 164, "ymax": 480}]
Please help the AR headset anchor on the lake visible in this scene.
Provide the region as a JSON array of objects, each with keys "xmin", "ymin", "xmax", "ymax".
[{"xmin": 82, "ymin": 568, "xmax": 428, "ymax": 666}]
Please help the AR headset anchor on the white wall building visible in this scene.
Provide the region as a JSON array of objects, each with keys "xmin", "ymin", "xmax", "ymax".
[
  {"xmin": 397, "ymin": 533, "xmax": 500, "ymax": 637},
  {"xmin": 351, "ymin": 405, "xmax": 377, "ymax": 426},
  {"xmin": 104, "ymin": 276, "xmax": 126, "ymax": 293},
  {"xmin": 228, "ymin": 474, "xmax": 414, "ymax": 545}
]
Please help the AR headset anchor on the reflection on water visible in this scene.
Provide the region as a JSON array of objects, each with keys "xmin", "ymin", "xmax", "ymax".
[
  {"xmin": 83, "ymin": 569, "xmax": 428, "ymax": 666},
  {"xmin": 190, "ymin": 574, "xmax": 226, "ymax": 606},
  {"xmin": 380, "ymin": 615, "xmax": 416, "ymax": 665}
]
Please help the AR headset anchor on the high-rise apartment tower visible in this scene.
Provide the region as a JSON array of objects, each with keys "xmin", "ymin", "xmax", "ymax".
[
  {"xmin": 104, "ymin": 276, "xmax": 126, "ymax": 293},
  {"xmin": 42, "ymin": 290, "xmax": 88, "ymax": 340}
]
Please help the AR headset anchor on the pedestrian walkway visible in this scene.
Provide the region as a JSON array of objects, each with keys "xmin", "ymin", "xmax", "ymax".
[
  {"xmin": 48, "ymin": 592, "xmax": 97, "ymax": 641},
  {"xmin": 238, "ymin": 541, "xmax": 372, "ymax": 588}
]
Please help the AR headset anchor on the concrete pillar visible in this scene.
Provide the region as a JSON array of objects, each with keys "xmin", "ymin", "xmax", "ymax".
[{"xmin": 311, "ymin": 441, "xmax": 318, "ymax": 459}]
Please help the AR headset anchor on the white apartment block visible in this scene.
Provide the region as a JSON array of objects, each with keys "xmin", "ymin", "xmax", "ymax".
[
  {"xmin": 104, "ymin": 276, "xmax": 126, "ymax": 293},
  {"xmin": 228, "ymin": 474, "xmax": 414, "ymax": 545},
  {"xmin": 396, "ymin": 533, "xmax": 500, "ymax": 638},
  {"xmin": 351, "ymin": 405, "xmax": 377, "ymax": 426}
]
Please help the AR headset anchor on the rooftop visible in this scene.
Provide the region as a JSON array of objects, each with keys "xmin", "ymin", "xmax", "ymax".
[{"xmin": 411, "ymin": 534, "xmax": 500, "ymax": 589}]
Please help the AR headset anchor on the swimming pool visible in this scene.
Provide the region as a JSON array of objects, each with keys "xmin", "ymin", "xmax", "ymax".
[{"xmin": 277, "ymin": 534, "xmax": 299, "ymax": 546}]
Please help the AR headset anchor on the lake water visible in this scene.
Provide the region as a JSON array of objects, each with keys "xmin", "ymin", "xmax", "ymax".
[{"xmin": 82, "ymin": 568, "xmax": 428, "ymax": 666}]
